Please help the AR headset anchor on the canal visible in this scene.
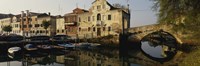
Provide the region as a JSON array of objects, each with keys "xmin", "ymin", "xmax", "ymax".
[{"xmin": 0, "ymin": 35, "xmax": 199, "ymax": 66}]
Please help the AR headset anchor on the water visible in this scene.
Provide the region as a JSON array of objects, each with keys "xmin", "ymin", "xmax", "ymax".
[{"xmin": 0, "ymin": 41, "xmax": 195, "ymax": 66}]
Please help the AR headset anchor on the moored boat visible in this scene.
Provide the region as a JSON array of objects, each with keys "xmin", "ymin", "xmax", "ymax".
[
  {"xmin": 58, "ymin": 43, "xmax": 75, "ymax": 49},
  {"xmin": 24, "ymin": 44, "xmax": 38, "ymax": 51},
  {"xmin": 8, "ymin": 47, "xmax": 22, "ymax": 55}
]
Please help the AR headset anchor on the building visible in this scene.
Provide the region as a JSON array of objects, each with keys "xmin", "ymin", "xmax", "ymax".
[
  {"xmin": 56, "ymin": 16, "xmax": 66, "ymax": 35},
  {"xmin": 28, "ymin": 12, "xmax": 56, "ymax": 36},
  {"xmin": 0, "ymin": 17, "xmax": 12, "ymax": 35},
  {"xmin": 11, "ymin": 15, "xmax": 22, "ymax": 35},
  {"xmin": 64, "ymin": 8, "xmax": 88, "ymax": 38},
  {"xmin": 77, "ymin": 0, "xmax": 130, "ymax": 38}
]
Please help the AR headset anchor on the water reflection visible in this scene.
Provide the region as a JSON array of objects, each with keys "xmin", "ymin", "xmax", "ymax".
[
  {"xmin": 140, "ymin": 32, "xmax": 178, "ymax": 63},
  {"xmin": 0, "ymin": 48, "xmax": 127, "ymax": 66}
]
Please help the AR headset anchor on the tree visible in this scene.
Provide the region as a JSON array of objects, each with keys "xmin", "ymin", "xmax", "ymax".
[
  {"xmin": 42, "ymin": 20, "xmax": 51, "ymax": 35},
  {"xmin": 2, "ymin": 25, "xmax": 12, "ymax": 35},
  {"xmin": 151, "ymin": 0, "xmax": 200, "ymax": 31}
]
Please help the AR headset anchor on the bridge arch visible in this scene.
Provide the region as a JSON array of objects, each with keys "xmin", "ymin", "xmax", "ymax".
[{"xmin": 128, "ymin": 30, "xmax": 182, "ymax": 44}]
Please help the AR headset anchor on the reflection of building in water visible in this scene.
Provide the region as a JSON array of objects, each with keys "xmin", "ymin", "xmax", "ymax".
[
  {"xmin": 161, "ymin": 45, "xmax": 169, "ymax": 58},
  {"xmin": 55, "ymin": 50, "xmax": 126, "ymax": 66}
]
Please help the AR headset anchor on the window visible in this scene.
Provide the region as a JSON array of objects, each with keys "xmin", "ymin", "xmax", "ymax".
[
  {"xmin": 35, "ymin": 18, "xmax": 37, "ymax": 21},
  {"xmin": 62, "ymin": 30, "xmax": 64, "ymax": 33},
  {"xmin": 108, "ymin": 27, "xmax": 111, "ymax": 31},
  {"xmin": 79, "ymin": 17, "xmax": 81, "ymax": 22},
  {"xmin": 97, "ymin": 5, "xmax": 101, "ymax": 10},
  {"xmin": 15, "ymin": 24, "xmax": 18, "ymax": 28},
  {"xmin": 29, "ymin": 24, "xmax": 32, "ymax": 28},
  {"xmin": 41, "ymin": 24, "xmax": 43, "ymax": 27},
  {"xmin": 57, "ymin": 30, "xmax": 59, "ymax": 33},
  {"xmin": 88, "ymin": 16, "xmax": 90, "ymax": 22},
  {"xmin": 79, "ymin": 28, "xmax": 81, "ymax": 31},
  {"xmin": 35, "ymin": 24, "xmax": 40, "ymax": 27},
  {"xmin": 93, "ymin": 27, "xmax": 96, "ymax": 31},
  {"xmin": 88, "ymin": 27, "xmax": 91, "ymax": 31},
  {"xmin": 108, "ymin": 15, "xmax": 112, "ymax": 20},
  {"xmin": 40, "ymin": 30, "xmax": 43, "ymax": 33},
  {"xmin": 23, "ymin": 25, "xmax": 27, "ymax": 28},
  {"xmin": 28, "ymin": 18, "xmax": 32, "ymax": 22},
  {"xmin": 103, "ymin": 27, "xmax": 106, "ymax": 31},
  {"xmin": 97, "ymin": 14, "xmax": 101, "ymax": 20}
]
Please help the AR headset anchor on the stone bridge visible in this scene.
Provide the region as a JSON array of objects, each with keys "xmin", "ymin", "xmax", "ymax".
[{"xmin": 126, "ymin": 24, "xmax": 183, "ymax": 44}]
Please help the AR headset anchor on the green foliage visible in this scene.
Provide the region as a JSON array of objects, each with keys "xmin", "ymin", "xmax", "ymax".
[
  {"xmin": 151, "ymin": 0, "xmax": 200, "ymax": 35},
  {"xmin": 152, "ymin": 0, "xmax": 200, "ymax": 26},
  {"xmin": 2, "ymin": 25, "xmax": 12, "ymax": 33},
  {"xmin": 42, "ymin": 20, "xmax": 51, "ymax": 35},
  {"xmin": 42, "ymin": 20, "xmax": 51, "ymax": 30}
]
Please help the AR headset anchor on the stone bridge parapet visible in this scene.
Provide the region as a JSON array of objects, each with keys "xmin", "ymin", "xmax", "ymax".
[{"xmin": 127, "ymin": 24, "xmax": 182, "ymax": 44}]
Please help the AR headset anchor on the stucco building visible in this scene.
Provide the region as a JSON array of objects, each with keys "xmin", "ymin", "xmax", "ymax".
[
  {"xmin": 77, "ymin": 0, "xmax": 130, "ymax": 38},
  {"xmin": 56, "ymin": 16, "xmax": 66, "ymax": 35},
  {"xmin": 64, "ymin": 8, "xmax": 88, "ymax": 38},
  {"xmin": 0, "ymin": 17, "xmax": 12, "ymax": 35},
  {"xmin": 29, "ymin": 13, "xmax": 56, "ymax": 37}
]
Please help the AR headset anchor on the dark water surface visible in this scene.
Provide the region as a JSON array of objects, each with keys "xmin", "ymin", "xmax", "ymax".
[{"xmin": 0, "ymin": 40, "xmax": 190, "ymax": 66}]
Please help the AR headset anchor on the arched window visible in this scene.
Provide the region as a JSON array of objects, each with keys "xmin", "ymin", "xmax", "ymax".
[{"xmin": 97, "ymin": 14, "xmax": 101, "ymax": 20}]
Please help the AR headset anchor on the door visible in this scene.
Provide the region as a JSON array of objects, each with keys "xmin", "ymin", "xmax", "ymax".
[{"xmin": 97, "ymin": 28, "xmax": 101, "ymax": 36}]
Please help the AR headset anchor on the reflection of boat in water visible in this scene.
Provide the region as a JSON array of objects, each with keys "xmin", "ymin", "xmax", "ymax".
[
  {"xmin": 8, "ymin": 47, "xmax": 22, "ymax": 55},
  {"xmin": 75, "ymin": 43, "xmax": 101, "ymax": 48}
]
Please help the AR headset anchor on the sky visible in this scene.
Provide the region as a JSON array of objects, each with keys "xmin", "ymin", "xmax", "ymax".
[{"xmin": 0, "ymin": 0, "xmax": 157, "ymax": 27}]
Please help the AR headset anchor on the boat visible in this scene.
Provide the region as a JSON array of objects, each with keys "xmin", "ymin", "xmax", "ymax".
[
  {"xmin": 24, "ymin": 44, "xmax": 38, "ymax": 51},
  {"xmin": 75, "ymin": 43, "xmax": 91, "ymax": 48},
  {"xmin": 37, "ymin": 45, "xmax": 52, "ymax": 50},
  {"xmin": 8, "ymin": 47, "xmax": 22, "ymax": 55},
  {"xmin": 58, "ymin": 43, "xmax": 75, "ymax": 49}
]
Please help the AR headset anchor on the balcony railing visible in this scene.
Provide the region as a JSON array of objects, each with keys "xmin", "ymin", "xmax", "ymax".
[
  {"xmin": 65, "ymin": 22, "xmax": 77, "ymax": 26},
  {"xmin": 96, "ymin": 21, "xmax": 104, "ymax": 26}
]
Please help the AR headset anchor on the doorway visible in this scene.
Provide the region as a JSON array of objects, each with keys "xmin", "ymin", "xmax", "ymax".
[{"xmin": 97, "ymin": 28, "xmax": 101, "ymax": 36}]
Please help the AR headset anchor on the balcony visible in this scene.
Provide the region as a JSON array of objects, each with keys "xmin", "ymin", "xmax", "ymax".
[
  {"xmin": 96, "ymin": 21, "xmax": 104, "ymax": 26},
  {"xmin": 65, "ymin": 22, "xmax": 77, "ymax": 26}
]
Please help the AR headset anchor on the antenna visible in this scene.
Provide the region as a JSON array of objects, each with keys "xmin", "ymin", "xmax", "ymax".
[
  {"xmin": 126, "ymin": 0, "xmax": 130, "ymax": 14},
  {"xmin": 58, "ymin": 0, "xmax": 61, "ymax": 15}
]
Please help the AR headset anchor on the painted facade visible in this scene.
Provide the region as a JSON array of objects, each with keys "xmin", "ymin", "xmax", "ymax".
[
  {"xmin": 64, "ymin": 8, "xmax": 88, "ymax": 38},
  {"xmin": 56, "ymin": 17, "xmax": 66, "ymax": 35},
  {"xmin": 77, "ymin": 0, "xmax": 130, "ymax": 39}
]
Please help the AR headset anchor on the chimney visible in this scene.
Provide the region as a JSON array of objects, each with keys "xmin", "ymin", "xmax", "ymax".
[
  {"xmin": 26, "ymin": 10, "xmax": 29, "ymax": 17},
  {"xmin": 48, "ymin": 12, "xmax": 51, "ymax": 16},
  {"xmin": 21, "ymin": 11, "xmax": 24, "ymax": 17}
]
